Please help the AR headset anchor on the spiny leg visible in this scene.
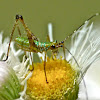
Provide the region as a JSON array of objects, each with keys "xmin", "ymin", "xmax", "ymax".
[
  {"xmin": 56, "ymin": 41, "xmax": 65, "ymax": 60},
  {"xmin": 63, "ymin": 44, "xmax": 66, "ymax": 60},
  {"xmin": 3, "ymin": 16, "xmax": 23, "ymax": 61},
  {"xmin": 46, "ymin": 34, "xmax": 55, "ymax": 60},
  {"xmin": 16, "ymin": 15, "xmax": 38, "ymax": 46},
  {"xmin": 51, "ymin": 52, "xmax": 54, "ymax": 60},
  {"xmin": 16, "ymin": 23, "xmax": 21, "ymax": 36},
  {"xmin": 44, "ymin": 52, "xmax": 48, "ymax": 84},
  {"xmin": 52, "ymin": 50, "xmax": 58, "ymax": 60},
  {"xmin": 3, "ymin": 20, "xmax": 19, "ymax": 61}
]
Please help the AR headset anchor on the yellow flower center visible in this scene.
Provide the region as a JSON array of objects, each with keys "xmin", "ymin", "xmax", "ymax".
[{"xmin": 27, "ymin": 58, "xmax": 78, "ymax": 100}]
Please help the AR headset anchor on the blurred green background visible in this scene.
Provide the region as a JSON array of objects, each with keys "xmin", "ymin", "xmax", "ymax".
[
  {"xmin": 0, "ymin": 0, "xmax": 100, "ymax": 42},
  {"xmin": 0, "ymin": 1, "xmax": 100, "ymax": 99}
]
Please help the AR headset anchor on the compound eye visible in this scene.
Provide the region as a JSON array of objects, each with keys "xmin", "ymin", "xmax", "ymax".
[
  {"xmin": 16, "ymin": 15, "xmax": 23, "ymax": 20},
  {"xmin": 16, "ymin": 15, "xmax": 19, "ymax": 19},
  {"xmin": 61, "ymin": 45, "xmax": 63, "ymax": 47},
  {"xmin": 19, "ymin": 15, "xmax": 23, "ymax": 19},
  {"xmin": 61, "ymin": 41, "xmax": 64, "ymax": 43},
  {"xmin": 51, "ymin": 45, "xmax": 55, "ymax": 48}
]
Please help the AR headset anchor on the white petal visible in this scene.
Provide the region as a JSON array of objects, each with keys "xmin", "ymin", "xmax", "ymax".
[
  {"xmin": 48, "ymin": 23, "xmax": 53, "ymax": 42},
  {"xmin": 67, "ymin": 19, "xmax": 100, "ymax": 75}
]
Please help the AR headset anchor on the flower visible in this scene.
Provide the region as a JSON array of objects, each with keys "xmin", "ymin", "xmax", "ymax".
[
  {"xmin": 0, "ymin": 15, "xmax": 100, "ymax": 100},
  {"xmin": 0, "ymin": 32, "xmax": 33, "ymax": 100},
  {"xmin": 0, "ymin": 61, "xmax": 20, "ymax": 100}
]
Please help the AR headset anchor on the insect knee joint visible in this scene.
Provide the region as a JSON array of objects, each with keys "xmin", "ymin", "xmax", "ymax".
[{"xmin": 16, "ymin": 15, "xmax": 23, "ymax": 20}]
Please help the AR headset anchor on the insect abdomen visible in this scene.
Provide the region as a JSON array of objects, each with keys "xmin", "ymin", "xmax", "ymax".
[{"xmin": 15, "ymin": 37, "xmax": 32, "ymax": 52}]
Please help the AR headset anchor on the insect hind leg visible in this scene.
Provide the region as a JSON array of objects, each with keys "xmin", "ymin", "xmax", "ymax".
[
  {"xmin": 1, "ymin": 15, "xmax": 24, "ymax": 61},
  {"xmin": 2, "ymin": 19, "xmax": 19, "ymax": 61},
  {"xmin": 15, "ymin": 14, "xmax": 38, "ymax": 41}
]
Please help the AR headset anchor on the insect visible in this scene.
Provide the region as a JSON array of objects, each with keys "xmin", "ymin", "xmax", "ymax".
[{"xmin": 3, "ymin": 13, "xmax": 99, "ymax": 85}]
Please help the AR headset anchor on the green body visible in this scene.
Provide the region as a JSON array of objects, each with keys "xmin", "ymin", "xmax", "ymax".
[{"xmin": 15, "ymin": 37, "xmax": 57, "ymax": 53}]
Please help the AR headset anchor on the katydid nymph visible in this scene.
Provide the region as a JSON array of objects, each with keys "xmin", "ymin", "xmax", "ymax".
[{"xmin": 3, "ymin": 13, "xmax": 99, "ymax": 85}]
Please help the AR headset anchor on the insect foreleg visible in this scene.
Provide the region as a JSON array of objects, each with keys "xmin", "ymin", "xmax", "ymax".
[{"xmin": 52, "ymin": 49, "xmax": 58, "ymax": 60}]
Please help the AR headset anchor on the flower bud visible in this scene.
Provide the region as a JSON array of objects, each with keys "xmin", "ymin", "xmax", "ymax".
[{"xmin": 0, "ymin": 61, "xmax": 21, "ymax": 100}]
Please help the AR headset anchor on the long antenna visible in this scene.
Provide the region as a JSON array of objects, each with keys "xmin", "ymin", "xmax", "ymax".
[
  {"xmin": 64, "ymin": 13, "xmax": 100, "ymax": 41},
  {"xmin": 64, "ymin": 47, "xmax": 88, "ymax": 100},
  {"xmin": 62, "ymin": 13, "xmax": 100, "ymax": 99}
]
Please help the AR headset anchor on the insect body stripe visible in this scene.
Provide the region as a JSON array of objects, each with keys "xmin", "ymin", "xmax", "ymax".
[
  {"xmin": 44, "ymin": 43, "xmax": 46, "ymax": 47},
  {"xmin": 15, "ymin": 37, "xmax": 57, "ymax": 53}
]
